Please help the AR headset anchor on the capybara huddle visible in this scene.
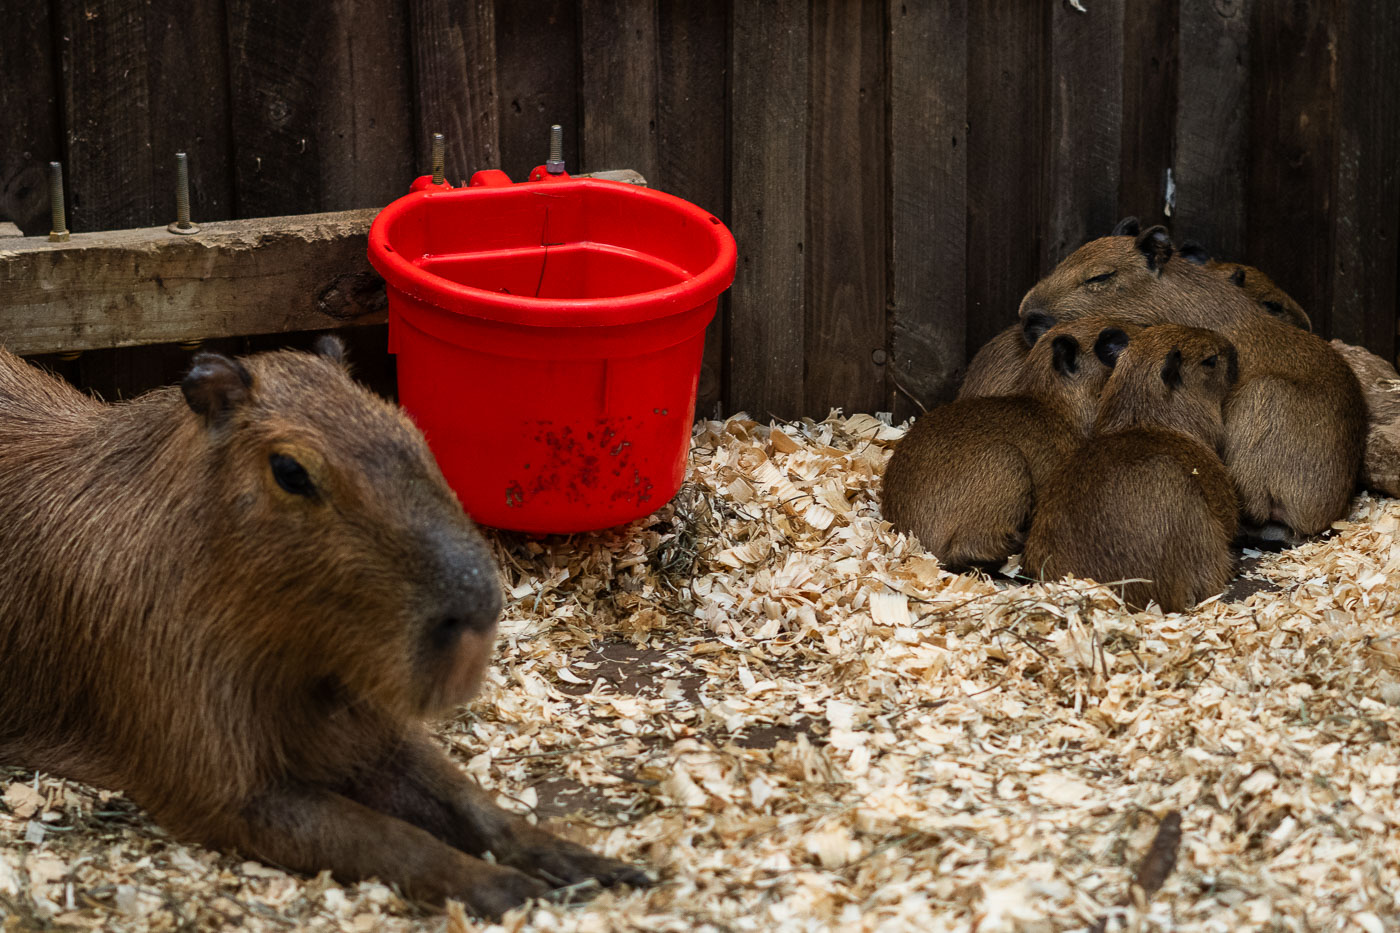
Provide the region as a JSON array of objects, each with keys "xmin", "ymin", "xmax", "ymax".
[
  {"xmin": 1023, "ymin": 326, "xmax": 1239, "ymax": 612},
  {"xmin": 883, "ymin": 314, "xmax": 1131, "ymax": 569},
  {"xmin": 0, "ymin": 339, "xmax": 646, "ymax": 917},
  {"xmin": 891, "ymin": 219, "xmax": 1365, "ymax": 611}
]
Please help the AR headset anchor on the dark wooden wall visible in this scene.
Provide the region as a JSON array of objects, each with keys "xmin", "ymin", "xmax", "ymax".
[{"xmin": 3, "ymin": 0, "xmax": 1397, "ymax": 418}]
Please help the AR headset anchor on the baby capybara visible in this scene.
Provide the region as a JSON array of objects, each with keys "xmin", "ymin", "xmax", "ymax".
[
  {"xmin": 0, "ymin": 339, "xmax": 646, "ymax": 917},
  {"xmin": 883, "ymin": 315, "xmax": 1130, "ymax": 569},
  {"xmin": 1178, "ymin": 238, "xmax": 1312, "ymax": 331},
  {"xmin": 1017, "ymin": 223, "xmax": 1364, "ymax": 539},
  {"xmin": 1024, "ymin": 325, "xmax": 1238, "ymax": 612},
  {"xmin": 957, "ymin": 323, "xmax": 1030, "ymax": 399}
]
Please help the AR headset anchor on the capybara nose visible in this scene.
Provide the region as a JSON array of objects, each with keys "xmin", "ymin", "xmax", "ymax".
[{"xmin": 427, "ymin": 609, "xmax": 497, "ymax": 651}]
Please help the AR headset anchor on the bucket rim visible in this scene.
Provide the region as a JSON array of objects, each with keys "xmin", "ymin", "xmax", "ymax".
[{"xmin": 368, "ymin": 178, "xmax": 737, "ymax": 328}]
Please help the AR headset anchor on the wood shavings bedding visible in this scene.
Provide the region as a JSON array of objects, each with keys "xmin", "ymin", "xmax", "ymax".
[{"xmin": 1, "ymin": 411, "xmax": 1397, "ymax": 932}]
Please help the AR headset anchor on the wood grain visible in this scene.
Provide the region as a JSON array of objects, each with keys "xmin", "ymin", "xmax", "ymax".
[
  {"xmin": 1044, "ymin": 0, "xmax": 1124, "ymax": 268},
  {"xmin": 57, "ymin": 0, "xmax": 156, "ymax": 231},
  {"xmin": 495, "ymin": 0, "xmax": 581, "ymax": 179},
  {"xmin": 1173, "ymin": 0, "xmax": 1251, "ymax": 257},
  {"xmin": 0, "ymin": 210, "xmax": 384, "ymax": 356},
  {"xmin": 966, "ymin": 0, "xmax": 1049, "ymax": 357},
  {"xmin": 1119, "ymin": 0, "xmax": 1178, "ymax": 229},
  {"xmin": 0, "ymin": 4, "xmax": 61, "ymax": 235},
  {"xmin": 1330, "ymin": 1, "xmax": 1399, "ymax": 359},
  {"xmin": 407, "ymin": 0, "xmax": 500, "ymax": 182},
  {"xmin": 889, "ymin": 0, "xmax": 967, "ymax": 415},
  {"xmin": 657, "ymin": 0, "xmax": 728, "ymax": 416},
  {"xmin": 1246, "ymin": 0, "xmax": 1337, "ymax": 333},
  {"xmin": 727, "ymin": 0, "xmax": 809, "ymax": 419},
  {"xmin": 803, "ymin": 0, "xmax": 886, "ymax": 416},
  {"xmin": 581, "ymin": 0, "xmax": 660, "ymax": 181}
]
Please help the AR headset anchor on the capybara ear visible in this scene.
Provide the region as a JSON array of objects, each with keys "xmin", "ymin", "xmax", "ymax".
[
  {"xmin": 1051, "ymin": 335, "xmax": 1080, "ymax": 376},
  {"xmin": 312, "ymin": 334, "xmax": 348, "ymax": 365},
  {"xmin": 1160, "ymin": 347, "xmax": 1184, "ymax": 389},
  {"xmin": 1135, "ymin": 225, "xmax": 1174, "ymax": 273},
  {"xmin": 182, "ymin": 353, "xmax": 253, "ymax": 424},
  {"xmin": 1229, "ymin": 267, "xmax": 1247, "ymax": 287},
  {"xmin": 1112, "ymin": 216, "xmax": 1141, "ymax": 237},
  {"xmin": 1093, "ymin": 328, "xmax": 1130, "ymax": 368},
  {"xmin": 1023, "ymin": 310, "xmax": 1057, "ymax": 348},
  {"xmin": 1178, "ymin": 240, "xmax": 1210, "ymax": 266}
]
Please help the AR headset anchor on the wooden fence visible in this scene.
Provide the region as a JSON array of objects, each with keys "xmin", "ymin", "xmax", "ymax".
[{"xmin": 2, "ymin": 0, "xmax": 1396, "ymax": 419}]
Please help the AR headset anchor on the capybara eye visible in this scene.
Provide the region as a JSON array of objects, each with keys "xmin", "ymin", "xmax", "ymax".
[
  {"xmin": 1202, "ymin": 355, "xmax": 1218, "ymax": 369},
  {"xmin": 1084, "ymin": 271, "xmax": 1116, "ymax": 285},
  {"xmin": 270, "ymin": 453, "xmax": 316, "ymax": 498}
]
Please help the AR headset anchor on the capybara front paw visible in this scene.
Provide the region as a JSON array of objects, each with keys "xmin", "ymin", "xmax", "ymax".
[
  {"xmin": 455, "ymin": 863, "xmax": 552, "ymax": 919},
  {"xmin": 515, "ymin": 840, "xmax": 654, "ymax": 892}
]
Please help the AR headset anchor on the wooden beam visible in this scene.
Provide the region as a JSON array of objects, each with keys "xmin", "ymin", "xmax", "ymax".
[
  {"xmin": 0, "ymin": 209, "xmax": 385, "ymax": 356},
  {"xmin": 0, "ymin": 170, "xmax": 647, "ymax": 357}
]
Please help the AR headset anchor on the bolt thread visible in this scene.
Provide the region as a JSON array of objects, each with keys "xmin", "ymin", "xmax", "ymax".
[
  {"xmin": 431, "ymin": 133, "xmax": 445, "ymax": 185},
  {"xmin": 549, "ymin": 125, "xmax": 563, "ymax": 164},
  {"xmin": 48, "ymin": 162, "xmax": 67, "ymax": 235},
  {"xmin": 175, "ymin": 152, "xmax": 191, "ymax": 228}
]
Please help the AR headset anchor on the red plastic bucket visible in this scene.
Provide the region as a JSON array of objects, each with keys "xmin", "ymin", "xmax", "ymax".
[{"xmin": 368, "ymin": 171, "xmax": 736, "ymax": 533}]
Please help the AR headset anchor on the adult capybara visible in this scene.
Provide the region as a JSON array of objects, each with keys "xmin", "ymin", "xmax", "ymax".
[
  {"xmin": 1017, "ymin": 223, "xmax": 1364, "ymax": 538},
  {"xmin": 1024, "ymin": 325, "xmax": 1238, "ymax": 612},
  {"xmin": 0, "ymin": 339, "xmax": 646, "ymax": 917},
  {"xmin": 883, "ymin": 315, "xmax": 1132, "ymax": 569}
]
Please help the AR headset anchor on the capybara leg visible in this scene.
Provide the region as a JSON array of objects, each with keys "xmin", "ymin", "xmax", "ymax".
[
  {"xmin": 343, "ymin": 734, "xmax": 652, "ymax": 892},
  {"xmin": 231, "ymin": 784, "xmax": 548, "ymax": 918}
]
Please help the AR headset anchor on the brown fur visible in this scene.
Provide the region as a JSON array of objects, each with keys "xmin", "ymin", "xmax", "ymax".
[
  {"xmin": 1017, "ymin": 227, "xmax": 1365, "ymax": 536},
  {"xmin": 0, "ymin": 340, "xmax": 647, "ymax": 917},
  {"xmin": 1212, "ymin": 262, "xmax": 1311, "ymax": 332},
  {"xmin": 958, "ymin": 324, "xmax": 1030, "ymax": 399},
  {"xmin": 1024, "ymin": 326, "xmax": 1239, "ymax": 612},
  {"xmin": 883, "ymin": 317, "xmax": 1130, "ymax": 569}
]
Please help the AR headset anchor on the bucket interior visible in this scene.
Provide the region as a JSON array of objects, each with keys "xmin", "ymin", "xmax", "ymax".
[{"xmin": 417, "ymin": 243, "xmax": 690, "ymax": 300}]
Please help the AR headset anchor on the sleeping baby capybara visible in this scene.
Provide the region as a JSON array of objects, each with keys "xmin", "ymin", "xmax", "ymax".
[{"xmin": 0, "ymin": 337, "xmax": 647, "ymax": 917}]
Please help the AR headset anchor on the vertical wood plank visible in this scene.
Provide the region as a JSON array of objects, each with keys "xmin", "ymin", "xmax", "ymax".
[
  {"xmin": 1043, "ymin": 0, "xmax": 1125, "ymax": 268},
  {"xmin": 146, "ymin": 0, "xmax": 235, "ymax": 224},
  {"xmin": 727, "ymin": 0, "xmax": 808, "ymax": 418},
  {"xmin": 657, "ymin": 0, "xmax": 729, "ymax": 415},
  {"xmin": 1330, "ymin": 2, "xmax": 1399, "ymax": 359},
  {"xmin": 580, "ymin": 0, "xmax": 660, "ymax": 180},
  {"xmin": 314, "ymin": 0, "xmax": 416, "ymax": 209},
  {"xmin": 1173, "ymin": 0, "xmax": 1251, "ymax": 257},
  {"xmin": 1245, "ymin": 0, "xmax": 1337, "ymax": 334},
  {"xmin": 1119, "ymin": 0, "xmax": 1178, "ymax": 229},
  {"xmin": 804, "ymin": 0, "xmax": 886, "ymax": 417},
  {"xmin": 890, "ymin": 0, "xmax": 967, "ymax": 416},
  {"xmin": 495, "ymin": 0, "xmax": 581, "ymax": 178},
  {"xmin": 0, "ymin": 4, "xmax": 61, "ymax": 234},
  {"xmin": 965, "ymin": 0, "xmax": 1049, "ymax": 358},
  {"xmin": 229, "ymin": 1, "xmax": 417, "ymax": 216},
  {"xmin": 407, "ymin": 0, "xmax": 500, "ymax": 182},
  {"xmin": 58, "ymin": 0, "xmax": 155, "ymax": 231},
  {"xmin": 227, "ymin": 0, "xmax": 327, "ymax": 216}
]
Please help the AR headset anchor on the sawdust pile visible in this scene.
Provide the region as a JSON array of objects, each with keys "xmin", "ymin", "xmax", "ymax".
[{"xmin": 1, "ymin": 411, "xmax": 1397, "ymax": 932}]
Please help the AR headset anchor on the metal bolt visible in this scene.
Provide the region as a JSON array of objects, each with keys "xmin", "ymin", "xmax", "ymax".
[
  {"xmin": 546, "ymin": 124, "xmax": 565, "ymax": 175},
  {"xmin": 431, "ymin": 133, "xmax": 445, "ymax": 185},
  {"xmin": 168, "ymin": 152, "xmax": 200, "ymax": 235},
  {"xmin": 872, "ymin": 348, "xmax": 888, "ymax": 366},
  {"xmin": 48, "ymin": 162, "xmax": 69, "ymax": 242}
]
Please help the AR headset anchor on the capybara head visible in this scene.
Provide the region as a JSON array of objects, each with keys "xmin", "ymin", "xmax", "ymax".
[
  {"xmin": 1018, "ymin": 223, "xmax": 1178, "ymax": 327},
  {"xmin": 1094, "ymin": 324, "xmax": 1238, "ymax": 450},
  {"xmin": 1220, "ymin": 263, "xmax": 1311, "ymax": 331},
  {"xmin": 1020, "ymin": 314, "xmax": 1139, "ymax": 432},
  {"xmin": 180, "ymin": 336, "xmax": 502, "ymax": 719}
]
